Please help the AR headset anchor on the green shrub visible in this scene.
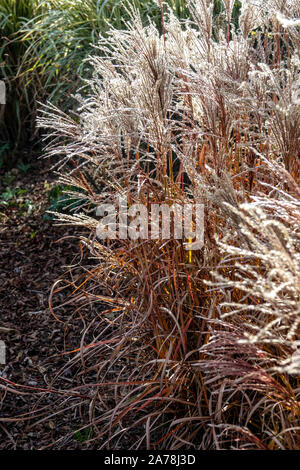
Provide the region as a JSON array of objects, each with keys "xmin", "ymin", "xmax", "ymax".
[{"xmin": 0, "ymin": 0, "xmax": 45, "ymax": 165}]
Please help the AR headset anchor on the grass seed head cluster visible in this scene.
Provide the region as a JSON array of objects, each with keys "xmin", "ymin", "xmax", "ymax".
[{"xmin": 38, "ymin": 0, "xmax": 300, "ymax": 449}]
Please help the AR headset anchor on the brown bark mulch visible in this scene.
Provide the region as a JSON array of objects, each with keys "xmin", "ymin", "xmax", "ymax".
[{"xmin": 0, "ymin": 158, "xmax": 98, "ymax": 449}]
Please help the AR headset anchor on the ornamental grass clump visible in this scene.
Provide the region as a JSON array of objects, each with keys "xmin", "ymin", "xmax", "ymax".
[{"xmin": 37, "ymin": 0, "xmax": 300, "ymax": 449}]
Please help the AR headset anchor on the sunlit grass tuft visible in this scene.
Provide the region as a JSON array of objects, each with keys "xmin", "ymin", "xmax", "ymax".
[{"xmin": 36, "ymin": 0, "xmax": 300, "ymax": 449}]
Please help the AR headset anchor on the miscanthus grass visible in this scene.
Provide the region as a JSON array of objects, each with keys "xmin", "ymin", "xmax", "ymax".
[{"xmin": 37, "ymin": 0, "xmax": 300, "ymax": 449}]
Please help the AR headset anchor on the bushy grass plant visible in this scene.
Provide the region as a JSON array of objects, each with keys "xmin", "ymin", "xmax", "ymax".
[{"xmin": 37, "ymin": 0, "xmax": 300, "ymax": 449}]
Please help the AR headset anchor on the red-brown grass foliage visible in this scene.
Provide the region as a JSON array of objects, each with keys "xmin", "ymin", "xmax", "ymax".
[{"xmin": 37, "ymin": 0, "xmax": 300, "ymax": 449}]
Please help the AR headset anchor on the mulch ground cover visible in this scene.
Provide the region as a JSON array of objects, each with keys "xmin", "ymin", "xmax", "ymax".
[{"xmin": 0, "ymin": 157, "xmax": 99, "ymax": 449}]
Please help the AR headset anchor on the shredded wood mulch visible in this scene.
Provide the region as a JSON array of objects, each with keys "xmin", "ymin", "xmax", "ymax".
[{"xmin": 0, "ymin": 159, "xmax": 100, "ymax": 449}]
